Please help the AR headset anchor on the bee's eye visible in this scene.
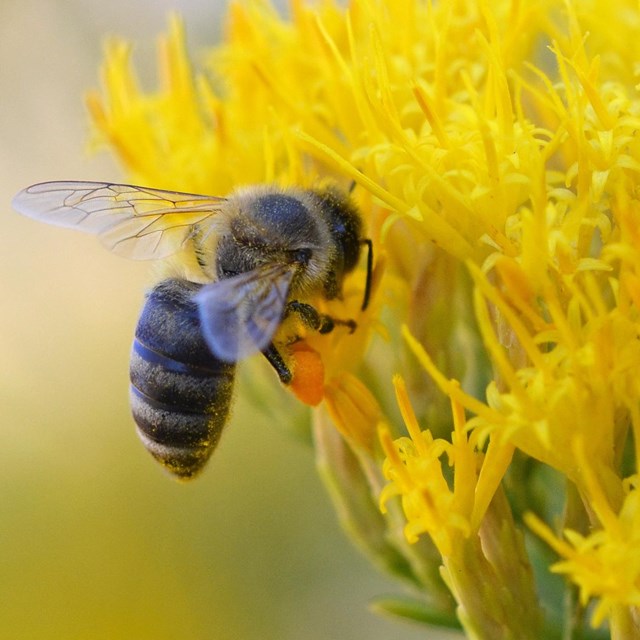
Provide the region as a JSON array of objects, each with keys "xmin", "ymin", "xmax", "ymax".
[{"xmin": 292, "ymin": 248, "xmax": 312, "ymax": 265}]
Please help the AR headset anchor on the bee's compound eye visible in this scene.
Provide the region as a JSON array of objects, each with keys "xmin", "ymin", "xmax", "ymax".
[{"xmin": 292, "ymin": 248, "xmax": 312, "ymax": 265}]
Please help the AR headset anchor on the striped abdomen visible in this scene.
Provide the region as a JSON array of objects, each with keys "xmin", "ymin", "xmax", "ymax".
[{"xmin": 130, "ymin": 278, "xmax": 235, "ymax": 480}]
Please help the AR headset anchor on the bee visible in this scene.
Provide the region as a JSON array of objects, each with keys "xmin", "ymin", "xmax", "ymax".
[{"xmin": 12, "ymin": 181, "xmax": 372, "ymax": 479}]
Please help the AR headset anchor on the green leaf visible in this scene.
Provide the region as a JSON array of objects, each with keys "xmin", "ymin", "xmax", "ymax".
[{"xmin": 371, "ymin": 594, "xmax": 461, "ymax": 630}]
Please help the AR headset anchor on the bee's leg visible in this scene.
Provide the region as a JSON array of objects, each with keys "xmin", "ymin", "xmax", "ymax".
[
  {"xmin": 262, "ymin": 302, "xmax": 356, "ymax": 385},
  {"xmin": 261, "ymin": 343, "xmax": 293, "ymax": 385},
  {"xmin": 286, "ymin": 301, "xmax": 356, "ymax": 334}
]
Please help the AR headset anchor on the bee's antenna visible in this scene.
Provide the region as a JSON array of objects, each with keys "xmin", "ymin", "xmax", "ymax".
[{"xmin": 361, "ymin": 238, "xmax": 373, "ymax": 311}]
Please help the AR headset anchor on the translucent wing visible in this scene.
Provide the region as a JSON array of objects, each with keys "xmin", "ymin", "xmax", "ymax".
[
  {"xmin": 195, "ymin": 264, "xmax": 295, "ymax": 362},
  {"xmin": 12, "ymin": 180, "xmax": 225, "ymax": 260}
]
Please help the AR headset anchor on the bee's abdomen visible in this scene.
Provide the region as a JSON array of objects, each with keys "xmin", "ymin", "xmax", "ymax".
[{"xmin": 130, "ymin": 279, "xmax": 235, "ymax": 480}]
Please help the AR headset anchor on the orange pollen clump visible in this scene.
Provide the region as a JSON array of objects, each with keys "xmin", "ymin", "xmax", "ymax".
[{"xmin": 288, "ymin": 343, "xmax": 325, "ymax": 407}]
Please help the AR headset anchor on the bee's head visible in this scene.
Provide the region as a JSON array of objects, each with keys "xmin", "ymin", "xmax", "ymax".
[
  {"xmin": 215, "ymin": 187, "xmax": 332, "ymax": 284},
  {"xmin": 214, "ymin": 185, "xmax": 366, "ymax": 304},
  {"xmin": 311, "ymin": 188, "xmax": 363, "ymax": 299}
]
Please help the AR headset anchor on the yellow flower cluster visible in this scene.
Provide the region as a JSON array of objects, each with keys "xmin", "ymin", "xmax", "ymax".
[
  {"xmin": 380, "ymin": 377, "xmax": 477, "ymax": 556},
  {"xmin": 527, "ymin": 472, "xmax": 640, "ymax": 628},
  {"xmin": 86, "ymin": 0, "xmax": 640, "ymax": 637}
]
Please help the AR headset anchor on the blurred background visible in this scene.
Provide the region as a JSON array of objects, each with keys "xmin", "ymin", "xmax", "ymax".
[{"xmin": 0, "ymin": 1, "xmax": 457, "ymax": 639}]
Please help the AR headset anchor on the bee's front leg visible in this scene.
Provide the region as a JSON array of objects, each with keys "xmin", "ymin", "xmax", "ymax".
[
  {"xmin": 261, "ymin": 343, "xmax": 292, "ymax": 384},
  {"xmin": 262, "ymin": 301, "xmax": 356, "ymax": 386},
  {"xmin": 285, "ymin": 300, "xmax": 356, "ymax": 334}
]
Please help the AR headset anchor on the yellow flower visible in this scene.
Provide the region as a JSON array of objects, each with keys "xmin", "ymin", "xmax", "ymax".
[
  {"xmin": 526, "ymin": 473, "xmax": 640, "ymax": 628},
  {"xmin": 86, "ymin": 1, "xmax": 640, "ymax": 637},
  {"xmin": 379, "ymin": 376, "xmax": 476, "ymax": 556}
]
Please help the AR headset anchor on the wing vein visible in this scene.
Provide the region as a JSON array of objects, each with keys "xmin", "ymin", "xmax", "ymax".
[{"xmin": 13, "ymin": 180, "xmax": 224, "ymax": 260}]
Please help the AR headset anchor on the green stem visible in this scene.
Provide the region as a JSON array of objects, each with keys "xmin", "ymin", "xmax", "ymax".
[
  {"xmin": 610, "ymin": 605, "xmax": 640, "ymax": 640},
  {"xmin": 440, "ymin": 486, "xmax": 543, "ymax": 640}
]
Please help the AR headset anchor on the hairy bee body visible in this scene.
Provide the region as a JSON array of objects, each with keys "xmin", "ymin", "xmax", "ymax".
[
  {"xmin": 12, "ymin": 180, "xmax": 372, "ymax": 480},
  {"xmin": 130, "ymin": 278, "xmax": 235, "ymax": 479}
]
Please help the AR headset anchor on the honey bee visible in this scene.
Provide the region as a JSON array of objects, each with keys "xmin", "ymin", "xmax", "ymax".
[{"xmin": 13, "ymin": 181, "xmax": 372, "ymax": 479}]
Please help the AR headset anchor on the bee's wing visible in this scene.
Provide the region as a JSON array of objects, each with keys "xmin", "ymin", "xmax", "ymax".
[
  {"xmin": 195, "ymin": 264, "xmax": 295, "ymax": 362},
  {"xmin": 12, "ymin": 180, "xmax": 225, "ymax": 260}
]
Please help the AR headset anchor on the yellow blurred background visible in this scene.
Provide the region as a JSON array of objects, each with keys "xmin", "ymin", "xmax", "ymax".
[{"xmin": 0, "ymin": 2, "xmax": 458, "ymax": 639}]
